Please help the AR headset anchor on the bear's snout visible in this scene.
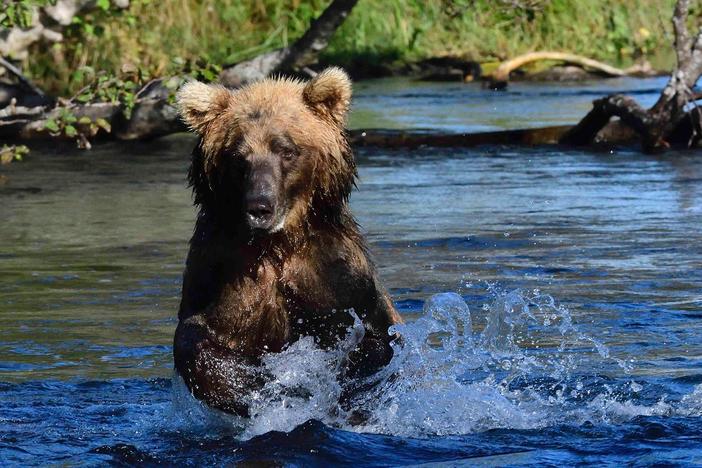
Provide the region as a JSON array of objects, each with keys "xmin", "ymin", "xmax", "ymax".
[
  {"xmin": 246, "ymin": 194, "xmax": 275, "ymax": 229},
  {"xmin": 244, "ymin": 160, "xmax": 281, "ymax": 233}
]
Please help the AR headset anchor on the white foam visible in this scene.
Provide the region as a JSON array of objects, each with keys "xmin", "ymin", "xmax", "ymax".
[{"xmin": 169, "ymin": 290, "xmax": 701, "ymax": 439}]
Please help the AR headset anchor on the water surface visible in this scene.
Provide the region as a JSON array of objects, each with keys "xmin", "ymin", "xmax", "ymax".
[
  {"xmin": 350, "ymin": 76, "xmax": 667, "ymax": 131},
  {"xmin": 1, "ymin": 78, "xmax": 701, "ymax": 466}
]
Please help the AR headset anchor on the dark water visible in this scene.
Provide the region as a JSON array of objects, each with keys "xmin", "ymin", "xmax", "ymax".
[{"xmin": 2, "ymin": 78, "xmax": 702, "ymax": 466}]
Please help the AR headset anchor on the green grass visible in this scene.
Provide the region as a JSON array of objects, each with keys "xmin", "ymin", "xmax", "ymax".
[{"xmin": 24, "ymin": 0, "xmax": 677, "ymax": 95}]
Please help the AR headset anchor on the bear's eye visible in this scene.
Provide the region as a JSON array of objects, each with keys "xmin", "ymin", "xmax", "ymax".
[{"xmin": 270, "ymin": 135, "xmax": 299, "ymax": 161}]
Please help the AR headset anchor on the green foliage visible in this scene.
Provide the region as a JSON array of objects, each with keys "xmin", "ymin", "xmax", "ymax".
[
  {"xmin": 321, "ymin": 0, "xmax": 674, "ymax": 69},
  {"xmin": 0, "ymin": 0, "xmax": 55, "ymax": 28},
  {"xmin": 72, "ymin": 68, "xmax": 145, "ymax": 119},
  {"xmin": 172, "ymin": 58, "xmax": 222, "ymax": 84},
  {"xmin": 17, "ymin": 0, "xmax": 677, "ymax": 96},
  {"xmin": 41, "ymin": 106, "xmax": 110, "ymax": 149},
  {"xmin": 0, "ymin": 144, "xmax": 30, "ymax": 164},
  {"xmin": 42, "ymin": 107, "xmax": 78, "ymax": 138}
]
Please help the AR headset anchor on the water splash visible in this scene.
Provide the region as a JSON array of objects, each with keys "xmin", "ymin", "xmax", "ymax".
[
  {"xmin": 351, "ymin": 289, "xmax": 620, "ymax": 436},
  {"xmin": 243, "ymin": 312, "xmax": 365, "ymax": 438},
  {"xmin": 170, "ymin": 289, "xmax": 700, "ymax": 439}
]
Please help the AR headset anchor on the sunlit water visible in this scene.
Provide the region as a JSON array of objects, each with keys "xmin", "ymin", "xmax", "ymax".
[
  {"xmin": 2, "ymin": 78, "xmax": 702, "ymax": 465},
  {"xmin": 349, "ymin": 76, "xmax": 667, "ymax": 131}
]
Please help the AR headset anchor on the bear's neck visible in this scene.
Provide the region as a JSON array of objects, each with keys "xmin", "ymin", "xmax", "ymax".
[{"xmin": 194, "ymin": 203, "xmax": 361, "ymax": 262}]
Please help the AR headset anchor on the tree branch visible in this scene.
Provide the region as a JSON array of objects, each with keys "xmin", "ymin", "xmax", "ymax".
[
  {"xmin": 673, "ymin": 0, "xmax": 692, "ymax": 67},
  {"xmin": 566, "ymin": 0, "xmax": 702, "ymax": 152},
  {"xmin": 560, "ymin": 94, "xmax": 651, "ymax": 146},
  {"xmin": 0, "ymin": 57, "xmax": 46, "ymax": 98}
]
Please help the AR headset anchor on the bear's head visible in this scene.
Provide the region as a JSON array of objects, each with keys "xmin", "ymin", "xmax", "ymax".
[{"xmin": 177, "ymin": 68, "xmax": 355, "ymax": 237}]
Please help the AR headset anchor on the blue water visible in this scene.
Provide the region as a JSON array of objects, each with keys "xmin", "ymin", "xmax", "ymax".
[
  {"xmin": 2, "ymin": 78, "xmax": 702, "ymax": 466},
  {"xmin": 350, "ymin": 76, "xmax": 668, "ymax": 132}
]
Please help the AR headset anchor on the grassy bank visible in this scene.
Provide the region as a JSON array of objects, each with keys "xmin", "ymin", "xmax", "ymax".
[{"xmin": 26, "ymin": 0, "xmax": 677, "ymax": 95}]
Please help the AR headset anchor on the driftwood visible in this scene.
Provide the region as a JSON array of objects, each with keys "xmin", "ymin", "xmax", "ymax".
[
  {"xmin": 219, "ymin": 0, "xmax": 359, "ymax": 87},
  {"xmin": 490, "ymin": 51, "xmax": 651, "ymax": 89},
  {"xmin": 0, "ymin": 78, "xmax": 184, "ymax": 143},
  {"xmin": 349, "ymin": 126, "xmax": 572, "ymax": 148},
  {"xmin": 1, "ymin": 117, "xmax": 643, "ymax": 150},
  {"xmin": 561, "ymin": 0, "xmax": 702, "ymax": 152}
]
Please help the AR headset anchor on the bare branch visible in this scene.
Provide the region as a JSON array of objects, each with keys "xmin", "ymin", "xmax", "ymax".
[
  {"xmin": 685, "ymin": 27, "xmax": 702, "ymax": 86},
  {"xmin": 673, "ymin": 0, "xmax": 692, "ymax": 67},
  {"xmin": 0, "ymin": 57, "xmax": 46, "ymax": 98},
  {"xmin": 560, "ymin": 94, "xmax": 651, "ymax": 146}
]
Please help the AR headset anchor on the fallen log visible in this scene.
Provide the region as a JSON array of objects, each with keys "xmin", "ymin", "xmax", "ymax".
[
  {"xmin": 0, "ymin": 84, "xmax": 184, "ymax": 143},
  {"xmin": 348, "ymin": 126, "xmax": 573, "ymax": 148},
  {"xmin": 489, "ymin": 51, "xmax": 650, "ymax": 89},
  {"xmin": 1, "ymin": 111, "xmax": 645, "ymax": 151}
]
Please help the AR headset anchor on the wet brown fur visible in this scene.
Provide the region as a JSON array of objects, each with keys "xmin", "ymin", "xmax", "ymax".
[{"xmin": 173, "ymin": 68, "xmax": 402, "ymax": 415}]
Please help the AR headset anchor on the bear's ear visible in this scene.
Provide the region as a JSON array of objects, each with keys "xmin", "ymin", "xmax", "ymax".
[
  {"xmin": 302, "ymin": 67, "xmax": 352, "ymax": 125},
  {"xmin": 176, "ymin": 81, "xmax": 231, "ymax": 134}
]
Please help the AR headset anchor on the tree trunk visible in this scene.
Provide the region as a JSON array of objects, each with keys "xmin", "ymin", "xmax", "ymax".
[{"xmin": 219, "ymin": 0, "xmax": 359, "ymax": 87}]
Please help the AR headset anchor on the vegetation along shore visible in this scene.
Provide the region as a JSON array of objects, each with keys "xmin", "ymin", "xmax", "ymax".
[{"xmin": 2, "ymin": 0, "xmax": 677, "ymax": 96}]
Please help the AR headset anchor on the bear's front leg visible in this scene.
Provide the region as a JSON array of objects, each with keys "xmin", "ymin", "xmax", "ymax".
[
  {"xmin": 343, "ymin": 330, "xmax": 396, "ymax": 380},
  {"xmin": 173, "ymin": 317, "xmax": 264, "ymax": 416}
]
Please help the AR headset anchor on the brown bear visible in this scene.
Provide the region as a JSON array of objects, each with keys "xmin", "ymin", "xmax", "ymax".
[{"xmin": 173, "ymin": 68, "xmax": 402, "ymax": 416}]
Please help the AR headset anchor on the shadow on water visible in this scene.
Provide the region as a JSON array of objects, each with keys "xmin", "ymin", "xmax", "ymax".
[{"xmin": 1, "ymin": 78, "xmax": 702, "ymax": 465}]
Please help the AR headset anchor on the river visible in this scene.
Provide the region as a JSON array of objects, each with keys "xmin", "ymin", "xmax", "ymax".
[{"xmin": 1, "ymin": 76, "xmax": 701, "ymax": 465}]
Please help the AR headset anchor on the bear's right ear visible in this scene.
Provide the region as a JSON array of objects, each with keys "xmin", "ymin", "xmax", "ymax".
[{"xmin": 176, "ymin": 81, "xmax": 231, "ymax": 134}]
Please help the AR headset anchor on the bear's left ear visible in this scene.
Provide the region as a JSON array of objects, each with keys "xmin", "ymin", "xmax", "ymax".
[
  {"xmin": 302, "ymin": 67, "xmax": 352, "ymax": 125},
  {"xmin": 176, "ymin": 80, "xmax": 231, "ymax": 134}
]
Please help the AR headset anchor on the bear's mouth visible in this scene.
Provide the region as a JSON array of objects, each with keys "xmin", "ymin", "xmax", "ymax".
[
  {"xmin": 269, "ymin": 213, "xmax": 287, "ymax": 233},
  {"xmin": 246, "ymin": 209, "xmax": 287, "ymax": 236}
]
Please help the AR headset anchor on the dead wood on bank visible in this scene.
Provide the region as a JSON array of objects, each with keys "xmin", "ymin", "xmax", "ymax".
[
  {"xmin": 0, "ymin": 78, "xmax": 183, "ymax": 143},
  {"xmin": 489, "ymin": 51, "xmax": 653, "ymax": 89},
  {"xmin": 560, "ymin": 0, "xmax": 702, "ymax": 152}
]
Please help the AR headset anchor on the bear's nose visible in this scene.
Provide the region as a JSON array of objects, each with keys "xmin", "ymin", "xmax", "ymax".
[{"xmin": 246, "ymin": 196, "xmax": 274, "ymax": 227}]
